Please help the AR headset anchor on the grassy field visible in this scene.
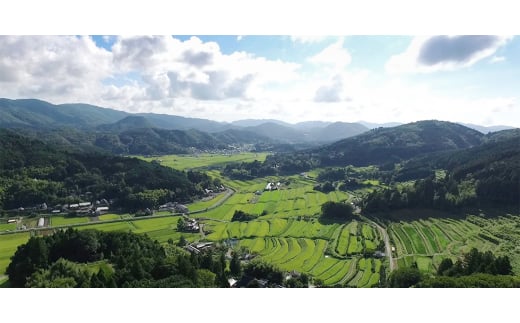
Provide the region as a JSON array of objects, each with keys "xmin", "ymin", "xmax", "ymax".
[
  {"xmin": 0, "ymin": 233, "xmax": 30, "ymax": 274},
  {"xmin": 0, "ymin": 222, "xmax": 17, "ymax": 232},
  {"xmin": 50, "ymin": 215, "xmax": 90, "ymax": 226},
  {"xmin": 76, "ymin": 215, "xmax": 200, "ymax": 244},
  {"xmin": 98, "ymin": 214, "xmax": 122, "ymax": 221},
  {"xmin": 139, "ymin": 152, "xmax": 268, "ymax": 171}
]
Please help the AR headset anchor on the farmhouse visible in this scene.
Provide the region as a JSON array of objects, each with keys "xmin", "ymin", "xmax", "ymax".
[
  {"xmin": 7, "ymin": 219, "xmax": 16, "ymax": 223},
  {"xmin": 264, "ymin": 182, "xmax": 281, "ymax": 191},
  {"xmin": 37, "ymin": 217, "xmax": 45, "ymax": 227},
  {"xmin": 374, "ymin": 251, "xmax": 386, "ymax": 258},
  {"xmin": 185, "ymin": 218, "xmax": 199, "ymax": 231},
  {"xmin": 184, "ymin": 241, "xmax": 214, "ymax": 254}
]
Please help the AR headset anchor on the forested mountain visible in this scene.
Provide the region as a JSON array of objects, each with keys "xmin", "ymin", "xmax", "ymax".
[
  {"xmin": 97, "ymin": 116, "xmax": 155, "ymax": 132},
  {"xmin": 363, "ymin": 129, "xmax": 520, "ymax": 212},
  {"xmin": 313, "ymin": 120, "xmax": 484, "ymax": 167},
  {"xmin": 0, "ymin": 99, "xmax": 127, "ymax": 128},
  {"xmin": 0, "ymin": 130, "xmax": 219, "ymax": 211},
  {"xmin": 135, "ymin": 112, "xmax": 231, "ymax": 132}
]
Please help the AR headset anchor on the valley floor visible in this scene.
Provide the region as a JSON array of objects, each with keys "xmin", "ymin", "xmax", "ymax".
[{"xmin": 1, "ymin": 154, "xmax": 518, "ymax": 286}]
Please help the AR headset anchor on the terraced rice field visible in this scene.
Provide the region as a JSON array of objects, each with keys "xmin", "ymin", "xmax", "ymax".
[
  {"xmin": 238, "ymin": 237, "xmax": 368, "ymax": 286},
  {"xmin": 334, "ymin": 221, "xmax": 380, "ymax": 256},
  {"xmin": 205, "ymin": 218, "xmax": 339, "ymax": 241},
  {"xmin": 388, "ymin": 214, "xmax": 520, "ymax": 274}
]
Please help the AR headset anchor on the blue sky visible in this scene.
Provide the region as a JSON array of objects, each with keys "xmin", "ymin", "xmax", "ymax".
[{"xmin": 1, "ymin": 35, "xmax": 518, "ymax": 126}]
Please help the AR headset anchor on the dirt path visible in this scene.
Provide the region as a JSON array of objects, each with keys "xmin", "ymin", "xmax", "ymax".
[{"xmin": 371, "ymin": 221, "xmax": 397, "ymax": 272}]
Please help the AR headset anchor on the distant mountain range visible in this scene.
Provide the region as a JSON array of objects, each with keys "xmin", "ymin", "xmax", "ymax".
[{"xmin": 0, "ymin": 98, "xmax": 517, "ymax": 155}]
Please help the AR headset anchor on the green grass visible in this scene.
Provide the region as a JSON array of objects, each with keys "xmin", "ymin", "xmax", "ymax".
[
  {"xmin": 50, "ymin": 215, "xmax": 90, "ymax": 226},
  {"xmin": 98, "ymin": 214, "xmax": 122, "ymax": 221},
  {"xmin": 139, "ymin": 152, "xmax": 268, "ymax": 171},
  {"xmin": 0, "ymin": 223, "xmax": 17, "ymax": 232},
  {"xmin": 0, "ymin": 233, "xmax": 30, "ymax": 274}
]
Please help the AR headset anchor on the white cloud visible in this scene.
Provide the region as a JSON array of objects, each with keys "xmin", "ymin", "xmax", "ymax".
[
  {"xmin": 0, "ymin": 35, "xmax": 517, "ymax": 128},
  {"xmin": 314, "ymin": 75, "xmax": 344, "ymax": 102},
  {"xmin": 290, "ymin": 35, "xmax": 328, "ymax": 44},
  {"xmin": 490, "ymin": 56, "xmax": 506, "ymax": 63},
  {"xmin": 386, "ymin": 35, "xmax": 510, "ymax": 74},
  {"xmin": 308, "ymin": 38, "xmax": 351, "ymax": 69}
]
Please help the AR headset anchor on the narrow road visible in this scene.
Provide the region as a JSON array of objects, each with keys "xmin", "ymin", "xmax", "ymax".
[{"xmin": 372, "ymin": 221, "xmax": 397, "ymax": 272}]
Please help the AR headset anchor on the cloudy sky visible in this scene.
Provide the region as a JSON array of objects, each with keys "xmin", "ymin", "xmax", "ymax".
[{"xmin": 0, "ymin": 35, "xmax": 518, "ymax": 126}]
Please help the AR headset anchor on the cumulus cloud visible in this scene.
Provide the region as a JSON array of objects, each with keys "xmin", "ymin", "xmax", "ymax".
[
  {"xmin": 386, "ymin": 35, "xmax": 510, "ymax": 73},
  {"xmin": 314, "ymin": 75, "xmax": 343, "ymax": 102},
  {"xmin": 308, "ymin": 38, "xmax": 351, "ymax": 69},
  {"xmin": 0, "ymin": 36, "xmax": 112, "ymax": 101}
]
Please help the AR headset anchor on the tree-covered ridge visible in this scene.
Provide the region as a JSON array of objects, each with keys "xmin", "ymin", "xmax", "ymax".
[
  {"xmin": 363, "ymin": 130, "xmax": 520, "ymax": 212},
  {"xmin": 313, "ymin": 120, "xmax": 484, "ymax": 167},
  {"xmin": 0, "ymin": 130, "xmax": 218, "ymax": 211}
]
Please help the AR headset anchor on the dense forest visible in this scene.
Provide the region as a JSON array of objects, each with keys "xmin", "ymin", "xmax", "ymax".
[
  {"xmin": 6, "ymin": 228, "xmax": 309, "ymax": 288},
  {"xmin": 0, "ymin": 130, "xmax": 221, "ymax": 212}
]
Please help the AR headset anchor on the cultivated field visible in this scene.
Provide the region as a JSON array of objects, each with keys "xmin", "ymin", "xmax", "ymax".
[
  {"xmin": 1, "ymin": 152, "xmax": 518, "ymax": 286},
  {"xmin": 139, "ymin": 152, "xmax": 268, "ymax": 171},
  {"xmin": 388, "ymin": 214, "xmax": 520, "ymax": 274}
]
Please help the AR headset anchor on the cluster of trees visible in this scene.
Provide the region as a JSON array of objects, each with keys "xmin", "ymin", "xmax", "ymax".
[
  {"xmin": 436, "ymin": 248, "xmax": 512, "ymax": 277},
  {"xmin": 222, "ymin": 160, "xmax": 276, "ymax": 180},
  {"xmin": 387, "ymin": 248, "xmax": 518, "ymax": 288},
  {"xmin": 0, "ymin": 130, "xmax": 221, "ymax": 212},
  {"xmin": 314, "ymin": 167, "xmax": 379, "ymax": 193},
  {"xmin": 363, "ymin": 159, "xmax": 518, "ymax": 213},
  {"xmin": 320, "ymin": 201, "xmax": 356, "ymax": 221},
  {"xmin": 231, "ymin": 210, "xmax": 258, "ymax": 222},
  {"xmin": 363, "ymin": 175, "xmax": 476, "ymax": 212},
  {"xmin": 6, "ymin": 228, "xmax": 231, "ymax": 288}
]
